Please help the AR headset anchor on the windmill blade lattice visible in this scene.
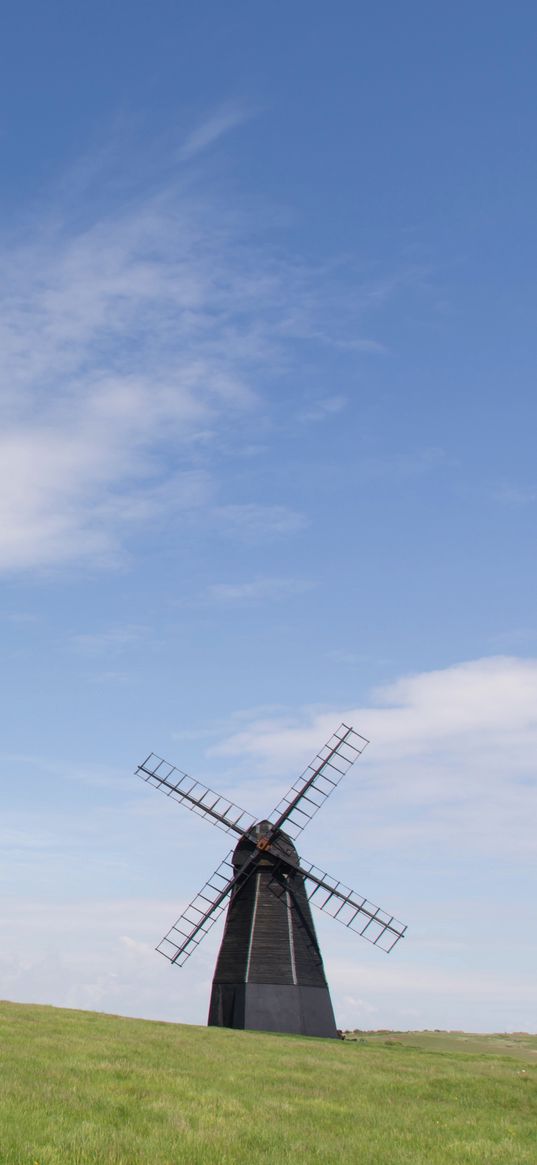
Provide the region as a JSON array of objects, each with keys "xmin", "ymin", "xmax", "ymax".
[
  {"xmin": 268, "ymin": 723, "xmax": 368, "ymax": 840},
  {"xmin": 296, "ymin": 858, "xmax": 407, "ymax": 952},
  {"xmin": 136, "ymin": 753, "xmax": 256, "ymax": 837},
  {"xmin": 136, "ymin": 720, "xmax": 407, "ymax": 1039},
  {"xmin": 157, "ymin": 852, "xmax": 237, "ymax": 966}
]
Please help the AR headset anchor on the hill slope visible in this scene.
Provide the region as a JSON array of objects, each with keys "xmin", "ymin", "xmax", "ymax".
[{"xmin": 0, "ymin": 1001, "xmax": 535, "ymax": 1164}]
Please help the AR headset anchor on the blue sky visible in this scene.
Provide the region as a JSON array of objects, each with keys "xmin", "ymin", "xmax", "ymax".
[{"xmin": 1, "ymin": 1, "xmax": 536, "ymax": 1031}]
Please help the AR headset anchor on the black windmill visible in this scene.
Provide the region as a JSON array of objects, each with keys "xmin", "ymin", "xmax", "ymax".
[{"xmin": 136, "ymin": 723, "xmax": 406, "ymax": 1038}]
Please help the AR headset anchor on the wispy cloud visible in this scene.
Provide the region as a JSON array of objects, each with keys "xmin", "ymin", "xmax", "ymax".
[
  {"xmin": 0, "ymin": 192, "xmax": 261, "ymax": 571},
  {"xmin": 178, "ymin": 101, "xmax": 256, "ymax": 161},
  {"xmin": 297, "ymin": 395, "xmax": 347, "ymax": 423},
  {"xmin": 206, "ymin": 577, "xmax": 314, "ymax": 603},
  {"xmin": 0, "ymin": 137, "xmax": 423, "ymax": 577},
  {"xmin": 70, "ymin": 624, "xmax": 149, "ymax": 656},
  {"xmin": 493, "ymin": 483, "xmax": 537, "ymax": 504},
  {"xmin": 212, "ymin": 503, "xmax": 308, "ymax": 541},
  {"xmin": 0, "ymin": 169, "xmax": 323, "ymax": 575},
  {"xmin": 358, "ymin": 446, "xmax": 448, "ymax": 481},
  {"xmin": 489, "ymin": 626, "xmax": 537, "ymax": 649}
]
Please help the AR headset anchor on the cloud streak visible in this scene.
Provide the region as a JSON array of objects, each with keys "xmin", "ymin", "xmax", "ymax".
[
  {"xmin": 178, "ymin": 101, "xmax": 256, "ymax": 161},
  {"xmin": 206, "ymin": 577, "xmax": 314, "ymax": 603},
  {"xmin": 212, "ymin": 503, "xmax": 308, "ymax": 541}
]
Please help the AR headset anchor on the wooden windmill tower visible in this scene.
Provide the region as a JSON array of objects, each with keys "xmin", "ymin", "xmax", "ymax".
[{"xmin": 136, "ymin": 724, "xmax": 406, "ymax": 1038}]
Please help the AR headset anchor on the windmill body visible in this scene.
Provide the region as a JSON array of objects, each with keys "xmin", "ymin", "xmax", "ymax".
[
  {"xmin": 137, "ymin": 724, "xmax": 407, "ymax": 1038},
  {"xmin": 208, "ymin": 825, "xmax": 337, "ymax": 1037}
]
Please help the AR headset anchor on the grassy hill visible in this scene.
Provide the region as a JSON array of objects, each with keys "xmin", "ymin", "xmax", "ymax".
[{"xmin": 0, "ymin": 1001, "xmax": 535, "ymax": 1164}]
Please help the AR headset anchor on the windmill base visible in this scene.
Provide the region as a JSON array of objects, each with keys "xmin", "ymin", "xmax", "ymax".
[{"xmin": 208, "ymin": 983, "xmax": 338, "ymax": 1038}]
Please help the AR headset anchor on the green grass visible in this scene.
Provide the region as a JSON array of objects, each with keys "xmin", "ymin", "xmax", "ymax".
[{"xmin": 0, "ymin": 1001, "xmax": 536, "ymax": 1164}]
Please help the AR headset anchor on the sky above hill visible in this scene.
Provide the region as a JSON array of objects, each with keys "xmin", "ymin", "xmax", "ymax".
[{"xmin": 1, "ymin": 1, "xmax": 536, "ymax": 1033}]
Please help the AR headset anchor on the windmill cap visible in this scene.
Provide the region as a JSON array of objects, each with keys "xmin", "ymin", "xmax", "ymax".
[{"xmin": 233, "ymin": 823, "xmax": 299, "ymax": 869}]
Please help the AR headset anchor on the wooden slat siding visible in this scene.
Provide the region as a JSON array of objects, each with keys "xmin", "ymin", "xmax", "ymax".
[
  {"xmin": 284, "ymin": 872, "xmax": 327, "ymax": 987},
  {"xmin": 212, "ymin": 869, "xmax": 257, "ymax": 983},
  {"xmin": 211, "ymin": 832, "xmax": 328, "ymax": 990}
]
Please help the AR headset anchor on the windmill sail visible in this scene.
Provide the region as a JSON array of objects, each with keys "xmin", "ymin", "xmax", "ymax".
[
  {"xmin": 268, "ymin": 723, "xmax": 368, "ymax": 840},
  {"xmin": 297, "ymin": 859, "xmax": 406, "ymax": 952},
  {"xmin": 136, "ymin": 753, "xmax": 256, "ymax": 836},
  {"xmin": 156, "ymin": 852, "xmax": 237, "ymax": 966}
]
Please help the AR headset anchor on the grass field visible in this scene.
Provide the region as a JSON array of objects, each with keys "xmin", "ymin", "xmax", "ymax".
[{"xmin": 0, "ymin": 1001, "xmax": 535, "ymax": 1165}]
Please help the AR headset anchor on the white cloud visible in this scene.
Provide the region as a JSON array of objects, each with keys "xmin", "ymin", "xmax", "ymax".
[
  {"xmin": 178, "ymin": 101, "xmax": 255, "ymax": 161},
  {"xmin": 212, "ymin": 654, "xmax": 537, "ymax": 765},
  {"xmin": 210, "ymin": 656, "xmax": 537, "ymax": 858},
  {"xmin": 326, "ymin": 954, "xmax": 537, "ymax": 1031},
  {"xmin": 0, "ymin": 896, "xmax": 212, "ymax": 1022}
]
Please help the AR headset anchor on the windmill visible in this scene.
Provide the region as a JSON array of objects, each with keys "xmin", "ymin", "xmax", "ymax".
[{"xmin": 136, "ymin": 723, "xmax": 406, "ymax": 1038}]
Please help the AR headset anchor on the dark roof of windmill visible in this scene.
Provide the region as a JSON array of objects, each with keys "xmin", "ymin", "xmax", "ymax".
[{"xmin": 232, "ymin": 824, "xmax": 298, "ymax": 870}]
